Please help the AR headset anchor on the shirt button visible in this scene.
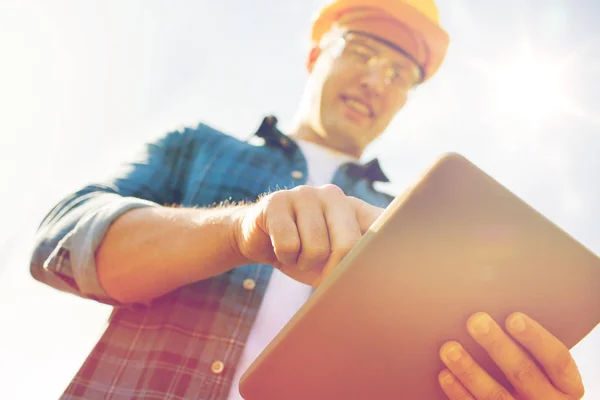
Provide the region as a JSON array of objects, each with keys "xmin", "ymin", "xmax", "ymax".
[
  {"xmin": 242, "ymin": 278, "xmax": 256, "ymax": 291},
  {"xmin": 291, "ymin": 170, "xmax": 304, "ymax": 179},
  {"xmin": 211, "ymin": 360, "xmax": 225, "ymax": 375}
]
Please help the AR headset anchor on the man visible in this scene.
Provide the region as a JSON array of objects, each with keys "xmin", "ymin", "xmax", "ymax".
[{"xmin": 31, "ymin": 0, "xmax": 586, "ymax": 399}]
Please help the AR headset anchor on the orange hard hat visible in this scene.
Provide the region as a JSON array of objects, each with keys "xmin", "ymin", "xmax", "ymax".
[{"xmin": 311, "ymin": 0, "xmax": 450, "ymax": 82}]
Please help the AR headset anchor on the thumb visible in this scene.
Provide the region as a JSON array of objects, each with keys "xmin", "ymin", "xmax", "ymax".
[{"xmin": 348, "ymin": 197, "xmax": 385, "ymax": 234}]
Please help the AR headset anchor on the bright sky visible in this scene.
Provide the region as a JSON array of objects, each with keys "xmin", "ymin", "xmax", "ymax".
[{"xmin": 0, "ymin": 0, "xmax": 598, "ymax": 398}]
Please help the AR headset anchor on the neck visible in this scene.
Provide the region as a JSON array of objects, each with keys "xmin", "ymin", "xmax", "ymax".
[{"xmin": 287, "ymin": 121, "xmax": 362, "ymax": 159}]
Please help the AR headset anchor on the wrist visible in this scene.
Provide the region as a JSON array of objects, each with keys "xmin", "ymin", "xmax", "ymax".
[
  {"xmin": 225, "ymin": 205, "xmax": 253, "ymax": 269},
  {"xmin": 189, "ymin": 205, "xmax": 251, "ymax": 274}
]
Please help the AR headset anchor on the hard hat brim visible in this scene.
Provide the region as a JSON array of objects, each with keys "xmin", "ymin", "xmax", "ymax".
[{"xmin": 311, "ymin": 0, "xmax": 450, "ymax": 81}]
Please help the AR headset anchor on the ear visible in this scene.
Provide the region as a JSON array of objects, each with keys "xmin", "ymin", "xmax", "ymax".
[{"xmin": 306, "ymin": 45, "xmax": 321, "ymax": 73}]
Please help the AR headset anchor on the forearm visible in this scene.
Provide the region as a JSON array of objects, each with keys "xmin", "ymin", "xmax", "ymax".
[{"xmin": 96, "ymin": 205, "xmax": 248, "ymax": 304}]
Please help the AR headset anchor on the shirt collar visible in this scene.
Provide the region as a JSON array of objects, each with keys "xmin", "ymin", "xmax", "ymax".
[{"xmin": 253, "ymin": 115, "xmax": 390, "ymax": 184}]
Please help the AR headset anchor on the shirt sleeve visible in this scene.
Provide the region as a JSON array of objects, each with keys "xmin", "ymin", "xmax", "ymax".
[{"xmin": 30, "ymin": 126, "xmax": 201, "ymax": 305}]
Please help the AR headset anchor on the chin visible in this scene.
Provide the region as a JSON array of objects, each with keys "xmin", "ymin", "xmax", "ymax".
[{"xmin": 325, "ymin": 129, "xmax": 365, "ymax": 155}]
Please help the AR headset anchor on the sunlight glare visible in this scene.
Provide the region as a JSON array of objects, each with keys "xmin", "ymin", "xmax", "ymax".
[{"xmin": 477, "ymin": 38, "xmax": 574, "ymax": 130}]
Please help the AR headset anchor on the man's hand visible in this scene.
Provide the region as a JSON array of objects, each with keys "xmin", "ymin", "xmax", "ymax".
[
  {"xmin": 231, "ymin": 184, "xmax": 383, "ymax": 286},
  {"xmin": 438, "ymin": 312, "xmax": 585, "ymax": 400}
]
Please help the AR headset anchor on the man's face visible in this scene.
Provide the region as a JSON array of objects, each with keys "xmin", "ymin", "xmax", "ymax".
[{"xmin": 305, "ymin": 29, "xmax": 422, "ymax": 156}]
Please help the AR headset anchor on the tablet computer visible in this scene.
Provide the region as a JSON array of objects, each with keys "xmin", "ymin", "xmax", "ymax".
[{"xmin": 238, "ymin": 152, "xmax": 600, "ymax": 400}]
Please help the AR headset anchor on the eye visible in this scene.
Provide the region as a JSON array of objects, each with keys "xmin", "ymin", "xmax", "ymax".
[
  {"xmin": 346, "ymin": 43, "xmax": 375, "ymax": 62},
  {"xmin": 386, "ymin": 68, "xmax": 400, "ymax": 81},
  {"xmin": 388, "ymin": 66, "xmax": 416, "ymax": 89},
  {"xmin": 382, "ymin": 67, "xmax": 401, "ymax": 84}
]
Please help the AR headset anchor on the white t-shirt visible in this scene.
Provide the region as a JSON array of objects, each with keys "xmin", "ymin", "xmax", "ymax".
[{"xmin": 226, "ymin": 140, "xmax": 357, "ymax": 400}]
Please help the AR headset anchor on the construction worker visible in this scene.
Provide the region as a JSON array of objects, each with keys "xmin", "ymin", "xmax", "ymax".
[{"xmin": 30, "ymin": 0, "xmax": 586, "ymax": 399}]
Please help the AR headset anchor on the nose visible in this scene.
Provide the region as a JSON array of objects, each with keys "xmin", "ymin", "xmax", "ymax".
[{"xmin": 359, "ymin": 66, "xmax": 387, "ymax": 96}]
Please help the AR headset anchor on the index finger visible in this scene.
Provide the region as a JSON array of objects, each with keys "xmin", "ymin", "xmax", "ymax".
[
  {"xmin": 505, "ymin": 312, "xmax": 585, "ymax": 398},
  {"xmin": 347, "ymin": 196, "xmax": 384, "ymax": 234},
  {"xmin": 313, "ymin": 186, "xmax": 362, "ymax": 285}
]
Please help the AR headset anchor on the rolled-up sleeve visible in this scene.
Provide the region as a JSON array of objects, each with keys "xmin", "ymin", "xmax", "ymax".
[{"xmin": 30, "ymin": 127, "xmax": 199, "ymax": 305}]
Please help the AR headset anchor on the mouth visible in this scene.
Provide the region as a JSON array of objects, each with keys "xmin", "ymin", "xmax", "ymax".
[{"xmin": 340, "ymin": 95, "xmax": 374, "ymax": 119}]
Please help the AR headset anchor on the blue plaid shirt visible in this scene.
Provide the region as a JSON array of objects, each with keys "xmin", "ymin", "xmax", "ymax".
[{"xmin": 31, "ymin": 116, "xmax": 395, "ymax": 399}]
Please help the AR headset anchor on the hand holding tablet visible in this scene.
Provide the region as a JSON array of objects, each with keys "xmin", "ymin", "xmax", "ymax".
[
  {"xmin": 239, "ymin": 153, "xmax": 600, "ymax": 400},
  {"xmin": 438, "ymin": 311, "xmax": 585, "ymax": 399}
]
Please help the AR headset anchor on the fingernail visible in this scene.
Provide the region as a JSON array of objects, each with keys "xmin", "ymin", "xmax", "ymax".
[
  {"xmin": 446, "ymin": 345, "xmax": 462, "ymax": 362},
  {"xmin": 470, "ymin": 313, "xmax": 491, "ymax": 336},
  {"xmin": 510, "ymin": 314, "xmax": 526, "ymax": 332},
  {"xmin": 441, "ymin": 372, "xmax": 454, "ymax": 385}
]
